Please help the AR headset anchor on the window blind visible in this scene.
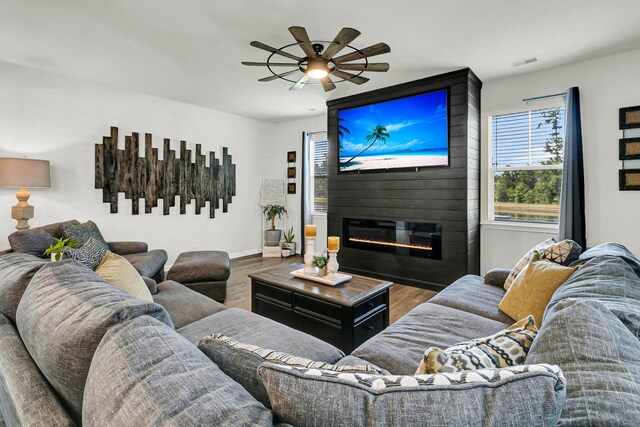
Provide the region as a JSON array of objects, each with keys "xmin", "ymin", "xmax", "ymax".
[
  {"xmin": 313, "ymin": 140, "xmax": 328, "ymax": 213},
  {"xmin": 491, "ymin": 107, "xmax": 566, "ymax": 168}
]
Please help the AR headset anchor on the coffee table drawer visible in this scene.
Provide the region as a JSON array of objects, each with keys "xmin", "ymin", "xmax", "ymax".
[
  {"xmin": 253, "ymin": 281, "xmax": 292, "ymax": 305},
  {"xmin": 353, "ymin": 291, "xmax": 387, "ymax": 321},
  {"xmin": 254, "ymin": 295, "xmax": 292, "ymax": 325},
  {"xmin": 293, "ymin": 310, "xmax": 342, "ymax": 349},
  {"xmin": 294, "ymin": 294, "xmax": 342, "ymax": 321},
  {"xmin": 354, "ymin": 308, "xmax": 387, "ymax": 347}
]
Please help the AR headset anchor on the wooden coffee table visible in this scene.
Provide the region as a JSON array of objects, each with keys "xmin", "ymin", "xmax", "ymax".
[{"xmin": 249, "ymin": 263, "xmax": 393, "ymax": 353}]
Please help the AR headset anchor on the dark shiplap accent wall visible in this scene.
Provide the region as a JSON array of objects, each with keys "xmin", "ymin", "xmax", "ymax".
[{"xmin": 326, "ymin": 69, "xmax": 482, "ymax": 290}]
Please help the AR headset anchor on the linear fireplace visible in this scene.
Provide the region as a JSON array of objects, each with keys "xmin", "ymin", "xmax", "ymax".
[{"xmin": 343, "ymin": 218, "xmax": 442, "ymax": 260}]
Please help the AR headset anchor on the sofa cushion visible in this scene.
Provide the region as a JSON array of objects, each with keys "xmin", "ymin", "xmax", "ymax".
[
  {"xmin": 152, "ymin": 280, "xmax": 227, "ymax": 329},
  {"xmin": 199, "ymin": 334, "xmax": 384, "ymax": 408},
  {"xmin": 504, "ymin": 238, "xmax": 581, "ymax": 290},
  {"xmin": 60, "ymin": 220, "xmax": 109, "ymax": 252},
  {"xmin": 83, "ymin": 316, "xmax": 275, "ymax": 427},
  {"xmin": 0, "ymin": 252, "xmax": 48, "ymax": 323},
  {"xmin": 547, "ymin": 255, "xmax": 640, "ymax": 339},
  {"xmin": 124, "ymin": 249, "xmax": 168, "ymax": 279},
  {"xmin": 15, "ymin": 259, "xmax": 173, "ymax": 421},
  {"xmin": 177, "ymin": 308, "xmax": 343, "ymax": 364},
  {"xmin": 0, "ymin": 313, "xmax": 75, "ymax": 427},
  {"xmin": 526, "ymin": 298, "xmax": 640, "ymax": 425},
  {"xmin": 95, "ymin": 251, "xmax": 153, "ymax": 302},
  {"xmin": 334, "ymin": 355, "xmax": 391, "ymax": 375},
  {"xmin": 8, "ymin": 229, "xmax": 55, "ymax": 257},
  {"xmin": 351, "ymin": 302, "xmax": 511, "ymax": 375},
  {"xmin": 258, "ymin": 362, "xmax": 566, "ymax": 427},
  {"xmin": 499, "ymin": 252, "xmax": 578, "ymax": 326},
  {"xmin": 63, "ymin": 237, "xmax": 108, "ymax": 270},
  {"xmin": 575, "ymin": 242, "xmax": 640, "ymax": 276},
  {"xmin": 416, "ymin": 315, "xmax": 537, "ymax": 374},
  {"xmin": 428, "ymin": 274, "xmax": 513, "ymax": 323},
  {"xmin": 31, "ymin": 219, "xmax": 80, "ymax": 239}
]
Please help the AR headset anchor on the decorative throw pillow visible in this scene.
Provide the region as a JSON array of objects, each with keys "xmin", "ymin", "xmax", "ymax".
[
  {"xmin": 504, "ymin": 238, "xmax": 581, "ymax": 290},
  {"xmin": 416, "ymin": 315, "xmax": 538, "ymax": 375},
  {"xmin": 258, "ymin": 362, "xmax": 566, "ymax": 427},
  {"xmin": 8, "ymin": 229, "xmax": 55, "ymax": 257},
  {"xmin": 60, "ymin": 220, "xmax": 109, "ymax": 252},
  {"xmin": 64, "ymin": 237, "xmax": 108, "ymax": 269},
  {"xmin": 499, "ymin": 251, "xmax": 578, "ymax": 326},
  {"xmin": 199, "ymin": 334, "xmax": 385, "ymax": 408},
  {"xmin": 95, "ymin": 251, "xmax": 153, "ymax": 302}
]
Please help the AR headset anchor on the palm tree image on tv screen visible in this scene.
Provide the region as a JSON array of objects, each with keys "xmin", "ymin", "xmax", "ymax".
[{"xmin": 338, "ymin": 89, "xmax": 449, "ymax": 172}]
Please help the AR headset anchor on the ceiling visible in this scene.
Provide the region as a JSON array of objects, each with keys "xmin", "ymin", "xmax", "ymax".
[{"xmin": 2, "ymin": 0, "xmax": 640, "ymax": 123}]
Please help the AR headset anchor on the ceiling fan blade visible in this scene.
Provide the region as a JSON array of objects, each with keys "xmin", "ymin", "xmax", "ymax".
[
  {"xmin": 250, "ymin": 41, "xmax": 302, "ymax": 62},
  {"xmin": 242, "ymin": 61, "xmax": 299, "ymax": 67},
  {"xmin": 322, "ymin": 27, "xmax": 361, "ymax": 60},
  {"xmin": 258, "ymin": 69, "xmax": 300, "ymax": 82},
  {"xmin": 320, "ymin": 76, "xmax": 336, "ymax": 92},
  {"xmin": 336, "ymin": 62, "xmax": 390, "ymax": 72},
  {"xmin": 288, "ymin": 26, "xmax": 316, "ymax": 58},
  {"xmin": 331, "ymin": 69, "xmax": 370, "ymax": 85},
  {"xmin": 332, "ymin": 42, "xmax": 391, "ymax": 64},
  {"xmin": 289, "ymin": 74, "xmax": 310, "ymax": 91}
]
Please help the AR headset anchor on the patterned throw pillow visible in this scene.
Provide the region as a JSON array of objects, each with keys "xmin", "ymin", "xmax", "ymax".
[
  {"xmin": 199, "ymin": 334, "xmax": 385, "ymax": 408},
  {"xmin": 504, "ymin": 239, "xmax": 581, "ymax": 290},
  {"xmin": 257, "ymin": 362, "xmax": 566, "ymax": 426},
  {"xmin": 61, "ymin": 220, "xmax": 109, "ymax": 253},
  {"xmin": 64, "ymin": 237, "xmax": 108, "ymax": 270},
  {"xmin": 415, "ymin": 315, "xmax": 538, "ymax": 375}
]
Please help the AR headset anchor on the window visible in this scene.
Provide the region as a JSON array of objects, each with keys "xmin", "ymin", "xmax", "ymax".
[
  {"xmin": 313, "ymin": 139, "xmax": 328, "ymax": 213},
  {"xmin": 489, "ymin": 103, "xmax": 566, "ymax": 224}
]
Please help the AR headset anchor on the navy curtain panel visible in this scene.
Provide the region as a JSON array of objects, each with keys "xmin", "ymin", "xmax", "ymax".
[{"xmin": 559, "ymin": 86, "xmax": 586, "ymax": 249}]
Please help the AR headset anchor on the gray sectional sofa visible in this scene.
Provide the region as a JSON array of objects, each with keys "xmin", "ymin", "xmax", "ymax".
[{"xmin": 0, "ymin": 242, "xmax": 639, "ymax": 425}]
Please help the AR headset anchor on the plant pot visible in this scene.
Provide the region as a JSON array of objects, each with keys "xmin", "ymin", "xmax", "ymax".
[
  {"xmin": 281, "ymin": 249, "xmax": 291, "ymax": 257},
  {"xmin": 317, "ymin": 268, "xmax": 328, "ymax": 277},
  {"xmin": 264, "ymin": 230, "xmax": 282, "ymax": 247},
  {"xmin": 51, "ymin": 253, "xmax": 62, "ymax": 262},
  {"xmin": 287, "ymin": 242, "xmax": 297, "ymax": 255}
]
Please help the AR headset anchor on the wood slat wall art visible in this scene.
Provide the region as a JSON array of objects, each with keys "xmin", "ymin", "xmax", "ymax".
[{"xmin": 95, "ymin": 126, "xmax": 236, "ymax": 218}]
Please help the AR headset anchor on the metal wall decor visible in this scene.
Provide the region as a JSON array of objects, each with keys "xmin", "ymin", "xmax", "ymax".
[
  {"xmin": 287, "ymin": 150, "xmax": 297, "ymax": 194},
  {"xmin": 95, "ymin": 127, "xmax": 236, "ymax": 217}
]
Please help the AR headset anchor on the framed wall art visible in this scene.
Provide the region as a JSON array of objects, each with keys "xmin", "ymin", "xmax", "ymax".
[
  {"xmin": 619, "ymin": 168, "xmax": 640, "ymax": 191},
  {"xmin": 619, "ymin": 105, "xmax": 640, "ymax": 130},
  {"xmin": 287, "ymin": 167, "xmax": 296, "ymax": 178},
  {"xmin": 619, "ymin": 137, "xmax": 640, "ymax": 160},
  {"xmin": 287, "ymin": 183, "xmax": 296, "ymax": 194},
  {"xmin": 287, "ymin": 151, "xmax": 297, "ymax": 163}
]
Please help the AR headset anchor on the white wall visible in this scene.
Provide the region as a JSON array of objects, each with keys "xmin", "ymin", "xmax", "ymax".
[
  {"xmin": 0, "ymin": 61, "xmax": 280, "ymax": 265},
  {"xmin": 272, "ymin": 114, "xmax": 326, "ymax": 253},
  {"xmin": 481, "ymin": 49, "xmax": 640, "ymax": 272}
]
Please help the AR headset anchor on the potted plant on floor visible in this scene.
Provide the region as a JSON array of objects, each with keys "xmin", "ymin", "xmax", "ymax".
[
  {"xmin": 263, "ymin": 204, "xmax": 287, "ymax": 246},
  {"xmin": 44, "ymin": 237, "xmax": 82, "ymax": 261},
  {"xmin": 282, "ymin": 227, "xmax": 296, "ymax": 256}
]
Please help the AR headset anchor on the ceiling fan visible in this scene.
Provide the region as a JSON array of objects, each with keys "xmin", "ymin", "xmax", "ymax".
[{"xmin": 242, "ymin": 26, "xmax": 390, "ymax": 92}]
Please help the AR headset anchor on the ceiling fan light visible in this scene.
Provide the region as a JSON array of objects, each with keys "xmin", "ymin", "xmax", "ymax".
[{"xmin": 307, "ymin": 68, "xmax": 328, "ymax": 79}]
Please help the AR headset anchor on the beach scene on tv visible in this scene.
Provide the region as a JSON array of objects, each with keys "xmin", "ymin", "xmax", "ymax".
[{"xmin": 338, "ymin": 89, "xmax": 449, "ymax": 172}]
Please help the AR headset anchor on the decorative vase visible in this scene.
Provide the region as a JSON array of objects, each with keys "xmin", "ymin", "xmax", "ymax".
[
  {"xmin": 51, "ymin": 253, "xmax": 61, "ymax": 262},
  {"xmin": 288, "ymin": 242, "xmax": 297, "ymax": 255},
  {"xmin": 317, "ymin": 268, "xmax": 327, "ymax": 277},
  {"xmin": 264, "ymin": 230, "xmax": 282, "ymax": 246},
  {"xmin": 281, "ymin": 248, "xmax": 291, "ymax": 257}
]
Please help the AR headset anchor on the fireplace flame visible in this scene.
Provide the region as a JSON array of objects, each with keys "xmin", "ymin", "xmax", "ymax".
[{"xmin": 349, "ymin": 237, "xmax": 433, "ymax": 251}]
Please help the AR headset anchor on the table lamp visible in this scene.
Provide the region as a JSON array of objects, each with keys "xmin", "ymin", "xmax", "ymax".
[{"xmin": 0, "ymin": 158, "xmax": 51, "ymax": 230}]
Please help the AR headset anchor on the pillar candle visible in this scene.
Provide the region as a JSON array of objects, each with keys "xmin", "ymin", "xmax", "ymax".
[
  {"xmin": 328, "ymin": 236, "xmax": 340, "ymax": 251},
  {"xmin": 305, "ymin": 224, "xmax": 317, "ymax": 237}
]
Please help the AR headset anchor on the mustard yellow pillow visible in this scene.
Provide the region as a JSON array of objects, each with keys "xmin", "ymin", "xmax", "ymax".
[
  {"xmin": 499, "ymin": 251, "xmax": 578, "ymax": 326},
  {"xmin": 95, "ymin": 251, "xmax": 153, "ymax": 302}
]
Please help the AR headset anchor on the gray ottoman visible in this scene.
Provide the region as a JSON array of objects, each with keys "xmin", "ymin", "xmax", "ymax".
[{"xmin": 167, "ymin": 251, "xmax": 230, "ymax": 302}]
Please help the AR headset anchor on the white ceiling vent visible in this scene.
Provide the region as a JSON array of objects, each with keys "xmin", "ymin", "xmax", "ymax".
[{"xmin": 510, "ymin": 56, "xmax": 540, "ymax": 67}]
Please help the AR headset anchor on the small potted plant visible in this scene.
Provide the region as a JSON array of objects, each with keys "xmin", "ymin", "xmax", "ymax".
[
  {"xmin": 280, "ymin": 244, "xmax": 291, "ymax": 258},
  {"xmin": 313, "ymin": 252, "xmax": 329, "ymax": 276},
  {"xmin": 282, "ymin": 227, "xmax": 296, "ymax": 256},
  {"xmin": 44, "ymin": 237, "xmax": 82, "ymax": 262},
  {"xmin": 263, "ymin": 204, "xmax": 288, "ymax": 246}
]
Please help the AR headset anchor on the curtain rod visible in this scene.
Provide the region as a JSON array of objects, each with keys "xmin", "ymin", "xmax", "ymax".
[{"xmin": 523, "ymin": 92, "xmax": 566, "ymax": 103}]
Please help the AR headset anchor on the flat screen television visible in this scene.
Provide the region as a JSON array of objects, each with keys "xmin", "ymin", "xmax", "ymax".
[{"xmin": 337, "ymin": 89, "xmax": 449, "ymax": 173}]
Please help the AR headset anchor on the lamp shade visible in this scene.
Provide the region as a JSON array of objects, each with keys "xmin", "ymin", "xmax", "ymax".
[{"xmin": 0, "ymin": 158, "xmax": 51, "ymax": 189}]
